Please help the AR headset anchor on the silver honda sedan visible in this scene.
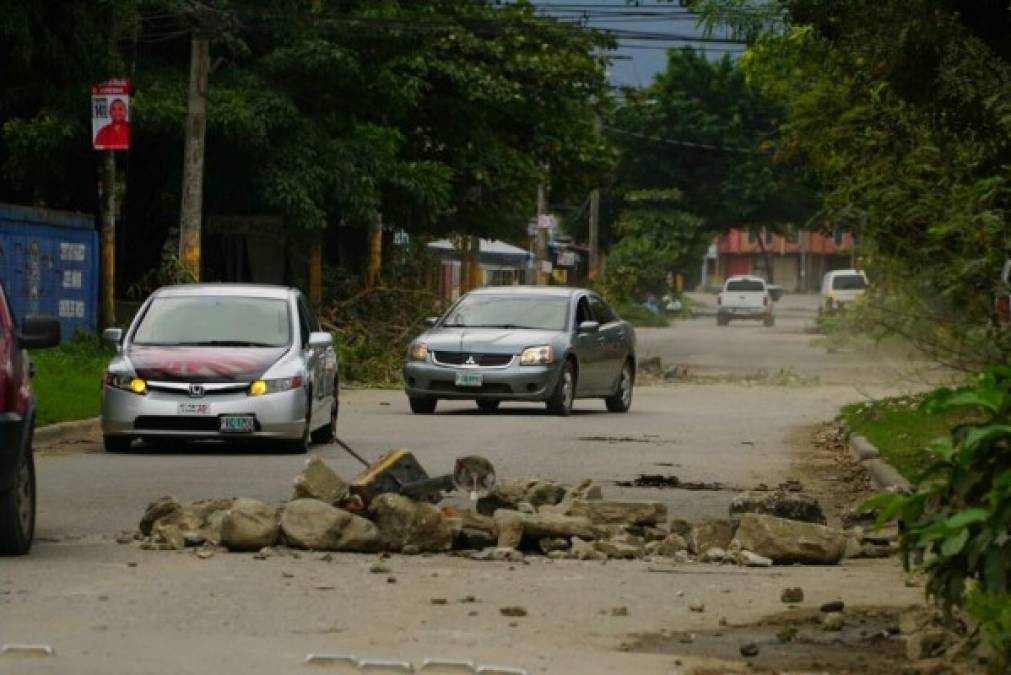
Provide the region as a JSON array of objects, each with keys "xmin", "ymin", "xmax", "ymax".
[
  {"xmin": 403, "ymin": 287, "xmax": 636, "ymax": 416},
  {"xmin": 101, "ymin": 284, "xmax": 338, "ymax": 453}
]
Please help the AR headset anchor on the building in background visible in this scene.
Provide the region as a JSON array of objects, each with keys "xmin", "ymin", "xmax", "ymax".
[
  {"xmin": 704, "ymin": 227, "xmax": 858, "ymax": 293},
  {"xmin": 428, "ymin": 238, "xmax": 534, "ymax": 301}
]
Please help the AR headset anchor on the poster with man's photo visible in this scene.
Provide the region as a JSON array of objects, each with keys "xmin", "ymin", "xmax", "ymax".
[{"xmin": 91, "ymin": 79, "xmax": 131, "ymax": 151}]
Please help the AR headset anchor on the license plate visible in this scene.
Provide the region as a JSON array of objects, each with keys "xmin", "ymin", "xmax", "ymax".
[
  {"xmin": 455, "ymin": 372, "xmax": 483, "ymax": 387},
  {"xmin": 219, "ymin": 415, "xmax": 256, "ymax": 433},
  {"xmin": 177, "ymin": 402, "xmax": 210, "ymax": 415}
]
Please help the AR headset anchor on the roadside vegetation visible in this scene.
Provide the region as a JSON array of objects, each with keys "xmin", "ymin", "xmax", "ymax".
[{"xmin": 31, "ymin": 334, "xmax": 112, "ymax": 427}]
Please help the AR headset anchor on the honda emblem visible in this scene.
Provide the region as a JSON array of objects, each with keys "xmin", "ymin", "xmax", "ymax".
[{"xmin": 188, "ymin": 384, "xmax": 205, "ymax": 398}]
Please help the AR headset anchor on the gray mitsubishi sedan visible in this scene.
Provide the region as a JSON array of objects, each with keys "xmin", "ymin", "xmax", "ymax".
[{"xmin": 403, "ymin": 287, "xmax": 636, "ymax": 416}]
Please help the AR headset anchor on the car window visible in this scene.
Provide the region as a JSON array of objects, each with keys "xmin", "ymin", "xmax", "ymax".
[
  {"xmin": 589, "ymin": 296, "xmax": 616, "ymax": 324},
  {"xmin": 132, "ymin": 296, "xmax": 291, "ymax": 347},
  {"xmin": 442, "ymin": 294, "xmax": 569, "ymax": 331},
  {"xmin": 726, "ymin": 279, "xmax": 766, "ymax": 292},
  {"xmin": 575, "ymin": 297, "xmax": 593, "ymax": 326},
  {"xmin": 297, "ymin": 299, "xmax": 312, "ymax": 346},
  {"xmin": 832, "ymin": 275, "xmax": 867, "ymax": 290}
]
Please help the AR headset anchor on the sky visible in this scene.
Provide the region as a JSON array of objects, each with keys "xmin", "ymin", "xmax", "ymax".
[{"xmin": 529, "ymin": 0, "xmax": 746, "ymax": 88}]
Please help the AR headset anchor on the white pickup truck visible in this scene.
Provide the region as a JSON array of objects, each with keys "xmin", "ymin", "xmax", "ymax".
[{"xmin": 717, "ymin": 275, "xmax": 775, "ymax": 327}]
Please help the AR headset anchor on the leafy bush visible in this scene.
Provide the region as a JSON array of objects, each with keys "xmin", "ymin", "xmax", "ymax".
[
  {"xmin": 867, "ymin": 368, "xmax": 1011, "ymax": 670},
  {"xmin": 612, "ymin": 301, "xmax": 670, "ymax": 328}
]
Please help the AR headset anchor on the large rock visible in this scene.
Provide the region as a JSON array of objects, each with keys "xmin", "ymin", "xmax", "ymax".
[
  {"xmin": 729, "ymin": 491, "xmax": 826, "ymax": 524},
  {"xmin": 369, "ymin": 494, "xmax": 454, "ymax": 552},
  {"xmin": 651, "ymin": 533, "xmax": 688, "ymax": 557},
  {"xmin": 554, "ymin": 499, "xmax": 667, "ymax": 526},
  {"xmin": 293, "ymin": 456, "xmax": 347, "ymax": 504},
  {"xmin": 731, "ymin": 513, "xmax": 847, "ymax": 564},
  {"xmin": 220, "ymin": 498, "xmax": 279, "ymax": 552},
  {"xmin": 526, "ymin": 481, "xmax": 567, "ymax": 508},
  {"xmin": 689, "ymin": 519, "xmax": 736, "ymax": 555},
  {"xmin": 281, "ymin": 499, "xmax": 381, "ymax": 552},
  {"xmin": 139, "ymin": 496, "xmax": 182, "ymax": 536},
  {"xmin": 476, "ymin": 479, "xmax": 530, "ymax": 515},
  {"xmin": 494, "ymin": 510, "xmax": 525, "ymax": 549},
  {"xmin": 493, "ymin": 510, "xmax": 602, "ymax": 549}
]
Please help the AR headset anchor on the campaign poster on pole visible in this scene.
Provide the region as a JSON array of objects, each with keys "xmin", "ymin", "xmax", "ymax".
[{"xmin": 91, "ymin": 79, "xmax": 131, "ymax": 151}]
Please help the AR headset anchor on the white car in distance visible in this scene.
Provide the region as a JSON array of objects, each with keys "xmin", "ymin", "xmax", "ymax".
[{"xmin": 717, "ymin": 276, "xmax": 775, "ymax": 327}]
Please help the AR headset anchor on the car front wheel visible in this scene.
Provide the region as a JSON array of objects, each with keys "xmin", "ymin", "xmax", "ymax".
[
  {"xmin": 0, "ymin": 445, "xmax": 36, "ymax": 555},
  {"xmin": 546, "ymin": 361, "xmax": 576, "ymax": 416},
  {"xmin": 409, "ymin": 396, "xmax": 438, "ymax": 414},
  {"xmin": 605, "ymin": 361, "xmax": 634, "ymax": 413}
]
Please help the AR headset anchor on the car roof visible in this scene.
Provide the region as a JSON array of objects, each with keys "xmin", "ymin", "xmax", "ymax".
[
  {"xmin": 725, "ymin": 275, "xmax": 766, "ymax": 283},
  {"xmin": 825, "ymin": 269, "xmax": 865, "ymax": 277},
  {"xmin": 152, "ymin": 283, "xmax": 295, "ymax": 300},
  {"xmin": 466, "ymin": 285, "xmax": 584, "ymax": 298}
]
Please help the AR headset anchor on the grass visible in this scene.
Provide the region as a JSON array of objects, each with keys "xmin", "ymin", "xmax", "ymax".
[
  {"xmin": 840, "ymin": 393, "xmax": 975, "ymax": 480},
  {"xmin": 30, "ymin": 334, "xmax": 113, "ymax": 427},
  {"xmin": 613, "ymin": 302, "xmax": 671, "ymax": 327}
]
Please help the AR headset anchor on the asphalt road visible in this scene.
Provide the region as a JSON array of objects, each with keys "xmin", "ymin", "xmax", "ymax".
[{"xmin": 2, "ymin": 295, "xmax": 934, "ymax": 674}]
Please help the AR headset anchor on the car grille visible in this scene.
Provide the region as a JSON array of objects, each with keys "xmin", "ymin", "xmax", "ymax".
[
  {"xmin": 134, "ymin": 416, "xmax": 220, "ymax": 432},
  {"xmin": 432, "ymin": 352, "xmax": 513, "ymax": 367},
  {"xmin": 429, "ymin": 381, "xmax": 513, "ymax": 395}
]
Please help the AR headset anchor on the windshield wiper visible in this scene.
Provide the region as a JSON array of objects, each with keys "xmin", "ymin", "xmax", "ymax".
[
  {"xmin": 440, "ymin": 323, "xmax": 466, "ymax": 327},
  {"xmin": 181, "ymin": 340, "xmax": 278, "ymax": 347},
  {"xmin": 471, "ymin": 324, "xmax": 541, "ymax": 329}
]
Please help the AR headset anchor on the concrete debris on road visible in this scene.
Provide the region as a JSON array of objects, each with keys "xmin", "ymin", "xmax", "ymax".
[{"xmin": 130, "ymin": 455, "xmax": 882, "ymax": 569}]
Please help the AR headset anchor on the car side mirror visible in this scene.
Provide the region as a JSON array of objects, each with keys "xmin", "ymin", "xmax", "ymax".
[
  {"xmin": 308, "ymin": 331, "xmax": 333, "ymax": 348},
  {"xmin": 423, "ymin": 317, "xmax": 438, "ymax": 327},
  {"xmin": 19, "ymin": 316, "xmax": 61, "ymax": 350},
  {"xmin": 577, "ymin": 320, "xmax": 600, "ymax": 334},
  {"xmin": 1002, "ymin": 260, "xmax": 1011, "ymax": 288},
  {"xmin": 102, "ymin": 327, "xmax": 123, "ymax": 346}
]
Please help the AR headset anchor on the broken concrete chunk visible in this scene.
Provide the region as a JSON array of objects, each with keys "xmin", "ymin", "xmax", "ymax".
[
  {"xmin": 293, "ymin": 456, "xmax": 348, "ymax": 504},
  {"xmin": 493, "ymin": 510, "xmax": 525, "ymax": 549},
  {"xmin": 457, "ymin": 528, "xmax": 497, "ymax": 551},
  {"xmin": 538, "ymin": 537, "xmax": 570, "ymax": 554},
  {"xmin": 732, "ymin": 513, "xmax": 847, "ymax": 565},
  {"xmin": 139, "ymin": 496, "xmax": 182, "ymax": 536},
  {"xmin": 735, "ymin": 550, "xmax": 773, "ymax": 567},
  {"xmin": 152, "ymin": 521, "xmax": 186, "ymax": 550},
  {"xmin": 557, "ymin": 499, "xmax": 667, "ymax": 526},
  {"xmin": 570, "ymin": 537, "xmax": 606, "ymax": 561},
  {"xmin": 526, "ymin": 481, "xmax": 567, "ymax": 507},
  {"xmin": 281, "ymin": 498, "xmax": 382, "ymax": 552},
  {"xmin": 368, "ymin": 493, "xmax": 454, "ymax": 553},
  {"xmin": 689, "ymin": 519, "xmax": 736, "ymax": 555},
  {"xmin": 729, "ymin": 490, "xmax": 826, "ymax": 524},
  {"xmin": 476, "ymin": 479, "xmax": 529, "ymax": 515},
  {"xmin": 701, "ymin": 547, "xmax": 727, "ymax": 563},
  {"xmin": 781, "ymin": 587, "xmax": 804, "ymax": 603},
  {"xmin": 652, "ymin": 533, "xmax": 688, "ymax": 558},
  {"xmin": 595, "ymin": 540, "xmax": 643, "ymax": 559},
  {"xmin": 668, "ymin": 518, "xmax": 692, "ymax": 538},
  {"xmin": 220, "ymin": 498, "xmax": 280, "ymax": 552}
]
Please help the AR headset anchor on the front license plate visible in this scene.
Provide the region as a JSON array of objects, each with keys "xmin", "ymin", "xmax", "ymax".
[
  {"xmin": 455, "ymin": 372, "xmax": 483, "ymax": 387},
  {"xmin": 219, "ymin": 415, "xmax": 256, "ymax": 433},
  {"xmin": 177, "ymin": 402, "xmax": 210, "ymax": 415}
]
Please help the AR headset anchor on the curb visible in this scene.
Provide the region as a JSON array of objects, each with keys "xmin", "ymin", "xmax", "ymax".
[
  {"xmin": 848, "ymin": 433, "xmax": 912, "ymax": 493},
  {"xmin": 34, "ymin": 417, "xmax": 100, "ymax": 445}
]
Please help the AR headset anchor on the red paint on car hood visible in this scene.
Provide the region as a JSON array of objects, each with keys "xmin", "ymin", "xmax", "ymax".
[{"xmin": 128, "ymin": 346, "xmax": 287, "ymax": 383}]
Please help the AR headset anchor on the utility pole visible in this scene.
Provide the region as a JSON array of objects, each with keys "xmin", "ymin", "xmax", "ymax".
[
  {"xmin": 588, "ymin": 188, "xmax": 600, "ymax": 282},
  {"xmin": 536, "ymin": 181, "xmax": 549, "ymax": 285},
  {"xmin": 366, "ymin": 213, "xmax": 382, "ymax": 288},
  {"xmin": 308, "ymin": 233, "xmax": 322, "ymax": 310},
  {"xmin": 178, "ymin": 33, "xmax": 210, "ymax": 280},
  {"xmin": 100, "ymin": 151, "xmax": 116, "ymax": 328}
]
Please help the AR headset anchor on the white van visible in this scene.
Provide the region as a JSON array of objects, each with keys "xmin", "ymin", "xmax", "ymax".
[{"xmin": 820, "ymin": 269, "xmax": 868, "ymax": 313}]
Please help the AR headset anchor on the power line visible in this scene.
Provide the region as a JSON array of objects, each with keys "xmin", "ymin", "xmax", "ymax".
[{"xmin": 604, "ymin": 124, "xmax": 755, "ymax": 154}]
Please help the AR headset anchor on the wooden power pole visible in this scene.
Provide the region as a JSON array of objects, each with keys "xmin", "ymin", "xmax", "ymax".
[
  {"xmin": 536, "ymin": 182, "xmax": 549, "ymax": 285},
  {"xmin": 178, "ymin": 34, "xmax": 209, "ymax": 280},
  {"xmin": 100, "ymin": 151, "xmax": 116, "ymax": 328},
  {"xmin": 588, "ymin": 188, "xmax": 600, "ymax": 282},
  {"xmin": 366, "ymin": 213, "xmax": 382, "ymax": 288}
]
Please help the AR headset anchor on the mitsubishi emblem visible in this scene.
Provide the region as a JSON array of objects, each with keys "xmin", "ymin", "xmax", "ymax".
[{"xmin": 465, "ymin": 355, "xmax": 477, "ymax": 366}]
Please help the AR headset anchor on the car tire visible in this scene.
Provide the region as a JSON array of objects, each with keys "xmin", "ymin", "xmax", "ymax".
[
  {"xmin": 280, "ymin": 424, "xmax": 310, "ymax": 454},
  {"xmin": 605, "ymin": 360, "xmax": 634, "ymax": 413},
  {"xmin": 764, "ymin": 315, "xmax": 775, "ymax": 327},
  {"xmin": 0, "ymin": 445, "xmax": 35, "ymax": 556},
  {"xmin": 476, "ymin": 400, "xmax": 501, "ymax": 412},
  {"xmin": 409, "ymin": 396, "xmax": 438, "ymax": 414},
  {"xmin": 310, "ymin": 399, "xmax": 338, "ymax": 444},
  {"xmin": 103, "ymin": 435, "xmax": 133, "ymax": 453},
  {"xmin": 717, "ymin": 315, "xmax": 729, "ymax": 326},
  {"xmin": 546, "ymin": 360, "xmax": 576, "ymax": 416}
]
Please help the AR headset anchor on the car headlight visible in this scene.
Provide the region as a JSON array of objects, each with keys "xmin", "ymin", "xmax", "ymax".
[
  {"xmin": 248, "ymin": 376, "xmax": 303, "ymax": 396},
  {"xmin": 409, "ymin": 342, "xmax": 429, "ymax": 362},
  {"xmin": 520, "ymin": 346, "xmax": 554, "ymax": 366},
  {"xmin": 105, "ymin": 372, "xmax": 147, "ymax": 395}
]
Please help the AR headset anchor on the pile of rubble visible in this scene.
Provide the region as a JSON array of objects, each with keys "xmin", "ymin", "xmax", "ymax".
[{"xmin": 130, "ymin": 456, "xmax": 897, "ymax": 564}]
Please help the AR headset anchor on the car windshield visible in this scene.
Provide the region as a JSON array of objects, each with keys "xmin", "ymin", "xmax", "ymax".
[
  {"xmin": 441, "ymin": 295, "xmax": 569, "ymax": 331},
  {"xmin": 832, "ymin": 275, "xmax": 867, "ymax": 290},
  {"xmin": 726, "ymin": 279, "xmax": 765, "ymax": 292},
  {"xmin": 132, "ymin": 296, "xmax": 291, "ymax": 347}
]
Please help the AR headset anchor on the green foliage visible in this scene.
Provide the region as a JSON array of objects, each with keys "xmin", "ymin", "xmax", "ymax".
[
  {"xmin": 966, "ymin": 587, "xmax": 1011, "ymax": 672},
  {"xmin": 31, "ymin": 333, "xmax": 114, "ymax": 427},
  {"xmin": 865, "ymin": 369, "xmax": 1011, "ymax": 670},
  {"xmin": 611, "ymin": 302, "xmax": 670, "ymax": 328}
]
